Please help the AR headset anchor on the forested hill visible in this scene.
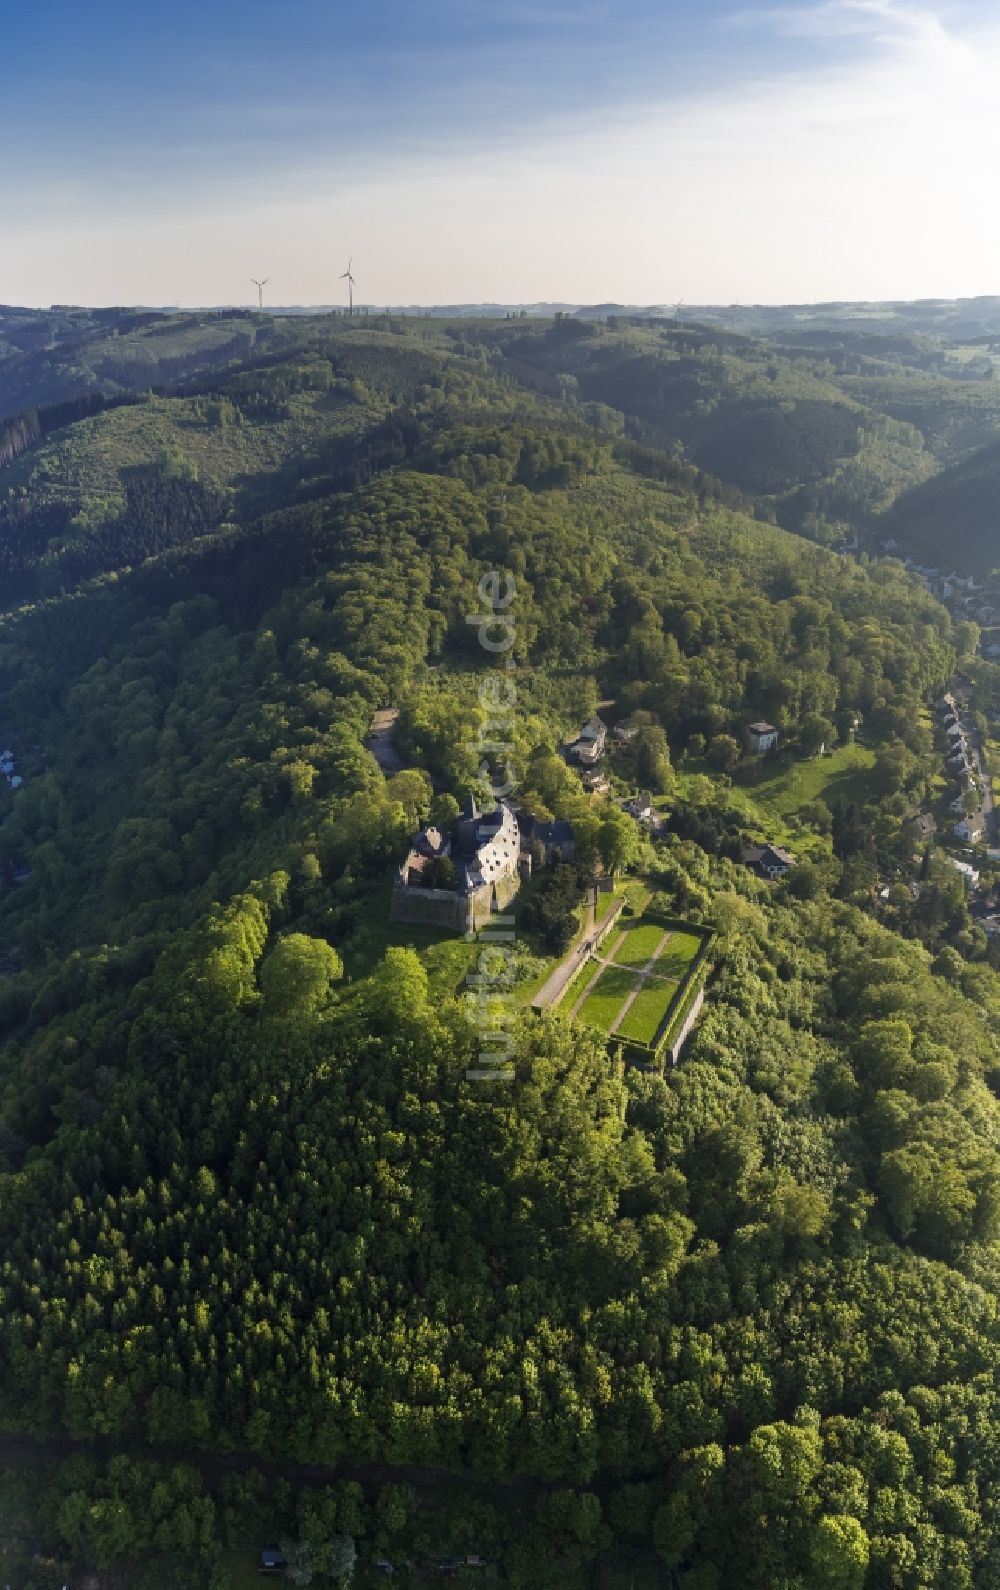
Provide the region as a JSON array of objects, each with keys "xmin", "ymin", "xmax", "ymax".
[
  {"xmin": 1, "ymin": 313, "xmax": 1000, "ymax": 1587},
  {"xmin": 3, "ymin": 306, "xmax": 1000, "ymax": 574},
  {"xmin": 882, "ymin": 435, "xmax": 1000, "ymax": 574}
]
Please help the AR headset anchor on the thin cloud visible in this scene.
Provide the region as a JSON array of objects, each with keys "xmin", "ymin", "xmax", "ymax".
[
  {"xmin": 3, "ymin": 0, "xmax": 1000, "ymax": 304},
  {"xmin": 728, "ymin": 0, "xmax": 958, "ymax": 47}
]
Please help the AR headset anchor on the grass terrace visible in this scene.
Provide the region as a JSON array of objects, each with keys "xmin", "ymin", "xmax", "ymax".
[
  {"xmin": 616, "ymin": 978, "xmax": 679, "ymax": 1046},
  {"xmin": 574, "ymin": 909, "xmax": 715, "ymax": 1061},
  {"xmin": 734, "ymin": 742, "xmax": 876, "ymax": 817},
  {"xmin": 578, "ymin": 964, "xmax": 640, "ymax": 1033},
  {"xmin": 610, "ymin": 921, "xmax": 669, "ymax": 967}
]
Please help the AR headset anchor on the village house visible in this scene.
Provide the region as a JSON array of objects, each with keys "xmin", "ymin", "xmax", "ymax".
[
  {"xmin": 747, "ymin": 721, "xmax": 779, "ymax": 755},
  {"xmin": 581, "ymin": 768, "xmax": 612, "ymax": 795},
  {"xmin": 743, "ymin": 842, "xmax": 796, "ymax": 880},
  {"xmin": 949, "ymin": 857, "xmax": 980, "ymax": 891},
  {"xmin": 954, "ymin": 815, "xmax": 986, "ymax": 845},
  {"xmin": 971, "ymin": 899, "xmax": 1000, "ymax": 937},
  {"xmin": 613, "ymin": 716, "xmax": 642, "ymax": 745},
  {"xmin": 392, "ymin": 794, "xmax": 523, "ymax": 933},
  {"xmin": 570, "ymin": 714, "xmax": 608, "ymax": 765},
  {"xmin": 624, "ymin": 790, "xmax": 654, "ymax": 821}
]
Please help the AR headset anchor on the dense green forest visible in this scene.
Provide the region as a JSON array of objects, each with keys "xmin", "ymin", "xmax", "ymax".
[
  {"xmin": 0, "ymin": 309, "xmax": 999, "ymax": 1587},
  {"xmin": 3, "ymin": 303, "xmax": 998, "ymax": 576}
]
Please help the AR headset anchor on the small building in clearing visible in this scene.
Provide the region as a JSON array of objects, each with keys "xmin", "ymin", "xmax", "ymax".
[
  {"xmin": 743, "ymin": 842, "xmax": 796, "ymax": 880},
  {"xmin": 747, "ymin": 721, "xmax": 779, "ymax": 755},
  {"xmin": 625, "ymin": 791, "xmax": 654, "ymax": 821}
]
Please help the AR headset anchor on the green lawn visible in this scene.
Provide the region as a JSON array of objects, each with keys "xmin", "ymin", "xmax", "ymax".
[
  {"xmin": 612, "ymin": 922, "xmax": 669, "ymax": 967},
  {"xmin": 596, "ymin": 888, "xmax": 627, "ymax": 925},
  {"xmin": 616, "ymin": 976, "xmax": 679, "ymax": 1045},
  {"xmin": 552, "ymin": 955, "xmax": 597, "ymax": 1015},
  {"xmin": 623, "ymin": 879, "xmax": 652, "ymax": 913},
  {"xmin": 659, "ymin": 931, "xmax": 705, "ymax": 980},
  {"xmin": 736, "ymin": 742, "xmax": 877, "ymax": 818},
  {"xmin": 578, "ymin": 964, "xmax": 640, "ymax": 1034}
]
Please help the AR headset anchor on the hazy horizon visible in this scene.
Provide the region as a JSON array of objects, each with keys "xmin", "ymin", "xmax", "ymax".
[
  {"xmin": 9, "ymin": 293, "xmax": 1000, "ymax": 315},
  {"xmin": 3, "ymin": 0, "xmax": 1000, "ymax": 308}
]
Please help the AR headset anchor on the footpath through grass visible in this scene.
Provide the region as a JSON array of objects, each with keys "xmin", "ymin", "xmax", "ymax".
[
  {"xmin": 616, "ymin": 977, "xmax": 679, "ymax": 1045},
  {"xmin": 659, "ymin": 932, "xmax": 704, "ymax": 980},
  {"xmin": 611, "ymin": 922, "xmax": 668, "ymax": 967},
  {"xmin": 578, "ymin": 964, "xmax": 640, "ymax": 1033}
]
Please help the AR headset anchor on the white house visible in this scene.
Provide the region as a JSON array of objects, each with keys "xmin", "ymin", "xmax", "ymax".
[
  {"xmin": 748, "ymin": 721, "xmax": 779, "ymax": 755},
  {"xmin": 625, "ymin": 791, "xmax": 654, "ymax": 821},
  {"xmin": 949, "ymin": 857, "xmax": 980, "ymax": 891},
  {"xmin": 954, "ymin": 816, "xmax": 985, "ymax": 844},
  {"xmin": 571, "ymin": 715, "xmax": 608, "ymax": 766}
]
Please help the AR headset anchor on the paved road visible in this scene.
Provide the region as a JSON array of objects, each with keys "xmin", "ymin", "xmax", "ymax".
[
  {"xmin": 366, "ymin": 707, "xmax": 404, "ymax": 775},
  {"xmin": 953, "ymin": 689, "xmax": 996, "ymax": 845},
  {"xmin": 531, "ymin": 887, "xmax": 599, "ymax": 1011}
]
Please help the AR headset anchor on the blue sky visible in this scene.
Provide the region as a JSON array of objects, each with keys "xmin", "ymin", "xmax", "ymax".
[{"xmin": 2, "ymin": 0, "xmax": 999, "ymax": 305}]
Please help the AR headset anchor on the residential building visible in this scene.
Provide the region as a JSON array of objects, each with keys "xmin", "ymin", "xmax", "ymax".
[
  {"xmin": 954, "ymin": 815, "xmax": 985, "ymax": 844},
  {"xmin": 743, "ymin": 842, "xmax": 796, "ymax": 879},
  {"xmin": 747, "ymin": 721, "xmax": 779, "ymax": 755},
  {"xmin": 570, "ymin": 714, "xmax": 608, "ymax": 765},
  {"xmin": 906, "ymin": 812, "xmax": 937, "ymax": 843},
  {"xmin": 581, "ymin": 768, "xmax": 612, "ymax": 795},
  {"xmin": 625, "ymin": 791, "xmax": 654, "ymax": 821},
  {"xmin": 971, "ymin": 900, "xmax": 1000, "ymax": 937},
  {"xmin": 948, "ymin": 857, "xmax": 980, "ymax": 890}
]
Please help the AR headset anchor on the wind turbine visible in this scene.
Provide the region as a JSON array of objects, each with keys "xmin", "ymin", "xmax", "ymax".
[
  {"xmin": 251, "ymin": 277, "xmax": 269, "ymax": 310},
  {"xmin": 340, "ymin": 258, "xmax": 356, "ymax": 316}
]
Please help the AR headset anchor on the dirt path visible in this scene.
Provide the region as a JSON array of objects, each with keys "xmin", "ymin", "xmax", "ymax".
[{"xmin": 609, "ymin": 932, "xmax": 672, "ymax": 1035}]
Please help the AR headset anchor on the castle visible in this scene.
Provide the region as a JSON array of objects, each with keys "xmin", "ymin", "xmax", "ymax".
[{"xmin": 391, "ymin": 794, "xmax": 524, "ymax": 934}]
